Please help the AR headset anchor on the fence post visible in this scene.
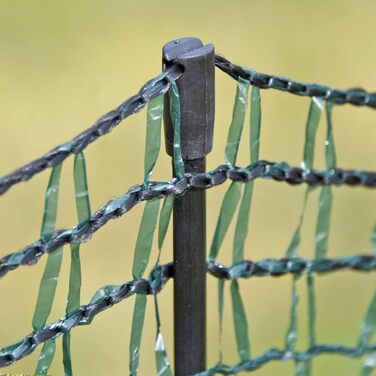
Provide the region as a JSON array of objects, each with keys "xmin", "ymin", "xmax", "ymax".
[{"xmin": 162, "ymin": 37, "xmax": 215, "ymax": 375}]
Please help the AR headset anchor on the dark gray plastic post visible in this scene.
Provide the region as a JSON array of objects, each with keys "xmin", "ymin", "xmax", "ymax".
[{"xmin": 162, "ymin": 37, "xmax": 215, "ymax": 376}]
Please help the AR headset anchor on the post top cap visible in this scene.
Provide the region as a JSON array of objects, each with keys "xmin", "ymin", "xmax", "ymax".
[{"xmin": 163, "ymin": 37, "xmax": 204, "ymax": 63}]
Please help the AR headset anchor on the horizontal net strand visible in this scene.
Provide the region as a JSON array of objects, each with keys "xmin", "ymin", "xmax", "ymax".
[
  {"xmin": 1, "ymin": 160, "xmax": 376, "ymax": 279},
  {"xmin": 0, "ymin": 65, "xmax": 183, "ymax": 196},
  {"xmin": 200, "ymin": 344, "xmax": 376, "ymax": 375},
  {"xmin": 2, "ymin": 252, "xmax": 374, "ymax": 370},
  {"xmin": 215, "ymin": 54, "xmax": 376, "ymax": 109},
  {"xmin": 0, "ymin": 263, "xmax": 172, "ymax": 368},
  {"xmin": 207, "ymin": 256, "xmax": 376, "ymax": 279}
]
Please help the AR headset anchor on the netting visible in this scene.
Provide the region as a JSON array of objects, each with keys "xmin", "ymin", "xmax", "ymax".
[{"xmin": 0, "ymin": 51, "xmax": 375, "ymax": 376}]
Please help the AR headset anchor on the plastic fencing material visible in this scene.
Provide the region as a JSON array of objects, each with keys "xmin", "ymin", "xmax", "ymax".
[{"xmin": 0, "ymin": 53, "xmax": 375, "ymax": 376}]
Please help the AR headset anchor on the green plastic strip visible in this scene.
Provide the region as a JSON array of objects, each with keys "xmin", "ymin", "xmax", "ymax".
[
  {"xmin": 218, "ymin": 279, "xmax": 225, "ymax": 363},
  {"xmin": 306, "ymin": 98, "xmax": 326, "ymax": 376},
  {"xmin": 209, "ymin": 182, "xmax": 242, "ymax": 261},
  {"xmin": 285, "ymin": 189, "xmax": 311, "ymax": 259},
  {"xmin": 286, "ymin": 98, "xmax": 323, "ymax": 258},
  {"xmin": 302, "ymin": 97, "xmax": 324, "ymax": 171},
  {"xmin": 295, "ymin": 361, "xmax": 310, "ymax": 376},
  {"xmin": 129, "ymin": 293, "xmax": 147, "ymax": 376},
  {"xmin": 129, "ymin": 200, "xmax": 160, "ymax": 376},
  {"xmin": 158, "ymin": 196, "xmax": 174, "ymax": 254},
  {"xmin": 38, "ymin": 164, "xmax": 63, "ymax": 242},
  {"xmin": 359, "ymin": 292, "xmax": 376, "ymax": 348},
  {"xmin": 210, "ymin": 78, "xmax": 252, "ymax": 262},
  {"xmin": 144, "ymin": 95, "xmax": 163, "ymax": 184},
  {"xmin": 130, "ymin": 96, "xmax": 168, "ymax": 375},
  {"xmin": 324, "ymin": 102, "xmax": 337, "ymax": 168},
  {"xmin": 33, "ymin": 164, "xmax": 63, "ymax": 375},
  {"xmin": 314, "ymin": 186, "xmax": 333, "ymax": 260},
  {"xmin": 72, "ymin": 153, "xmax": 92, "ymax": 224},
  {"xmin": 35, "ymin": 340, "xmax": 57, "ymax": 376},
  {"xmin": 33, "ymin": 212, "xmax": 63, "ymax": 327},
  {"xmin": 315, "ymin": 102, "xmax": 336, "ymax": 260},
  {"xmin": 285, "ymin": 98, "xmax": 323, "ymax": 254},
  {"xmin": 211, "ymin": 80, "xmax": 251, "ymax": 365},
  {"xmin": 307, "ymin": 273, "xmax": 316, "ymax": 348},
  {"xmin": 169, "ymin": 82, "xmax": 184, "ymax": 180},
  {"xmin": 225, "ymin": 78, "xmax": 250, "ymax": 166},
  {"xmin": 286, "ymin": 98, "xmax": 322, "ymax": 258},
  {"xmin": 360, "ymin": 291, "xmax": 376, "ymax": 376},
  {"xmin": 228, "ymin": 86, "xmax": 260, "ymax": 362},
  {"xmin": 284, "ymin": 98, "xmax": 323, "ymax": 375},
  {"xmin": 154, "ymin": 295, "xmax": 173, "ymax": 376},
  {"xmin": 285, "ymin": 275, "xmax": 299, "ymax": 351},
  {"xmin": 305, "ymin": 101, "xmax": 337, "ymax": 375},
  {"xmin": 62, "ymin": 333, "xmax": 72, "ymax": 376},
  {"xmin": 63, "ymin": 152, "xmax": 91, "ymax": 376},
  {"xmin": 230, "ymin": 280, "xmax": 250, "ymax": 361},
  {"xmin": 306, "ymin": 276, "xmax": 314, "ymax": 376},
  {"xmin": 153, "ymin": 196, "xmax": 174, "ymax": 376},
  {"xmin": 232, "ymin": 86, "xmax": 261, "ymax": 264},
  {"xmin": 361, "ymin": 354, "xmax": 376, "ymax": 376},
  {"xmin": 360, "ymin": 225, "xmax": 376, "ymax": 375},
  {"xmin": 132, "ymin": 199, "xmax": 161, "ymax": 280},
  {"xmin": 250, "ymin": 87, "xmax": 261, "ymax": 162}
]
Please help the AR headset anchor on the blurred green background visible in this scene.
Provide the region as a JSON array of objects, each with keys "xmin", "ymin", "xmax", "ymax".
[{"xmin": 1, "ymin": 0, "xmax": 376, "ymax": 375}]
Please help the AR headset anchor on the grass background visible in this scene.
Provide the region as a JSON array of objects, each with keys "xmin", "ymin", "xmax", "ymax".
[{"xmin": 0, "ymin": 0, "xmax": 375, "ymax": 374}]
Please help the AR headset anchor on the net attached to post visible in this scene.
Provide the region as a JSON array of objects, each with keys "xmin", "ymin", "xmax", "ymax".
[
  {"xmin": 199, "ymin": 60, "xmax": 376, "ymax": 376},
  {"xmin": 0, "ymin": 53, "xmax": 375, "ymax": 376}
]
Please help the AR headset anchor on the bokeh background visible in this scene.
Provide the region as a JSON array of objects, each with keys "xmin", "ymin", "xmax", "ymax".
[{"xmin": 1, "ymin": 1, "xmax": 376, "ymax": 375}]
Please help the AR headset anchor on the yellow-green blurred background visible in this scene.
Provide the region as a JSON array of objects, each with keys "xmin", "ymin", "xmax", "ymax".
[{"xmin": 1, "ymin": 1, "xmax": 376, "ymax": 375}]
